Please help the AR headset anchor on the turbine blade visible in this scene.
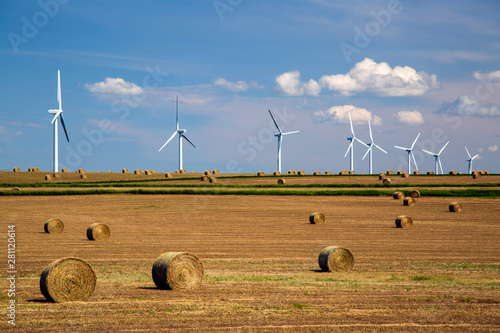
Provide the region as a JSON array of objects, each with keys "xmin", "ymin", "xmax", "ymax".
[
  {"xmin": 374, "ymin": 144, "xmax": 387, "ymax": 154},
  {"xmin": 411, "ymin": 152, "xmax": 419, "ymax": 171},
  {"xmin": 410, "ymin": 133, "xmax": 421, "ymax": 150},
  {"xmin": 57, "ymin": 70, "xmax": 62, "ymax": 110},
  {"xmin": 438, "ymin": 141, "xmax": 449, "ymax": 155},
  {"xmin": 158, "ymin": 131, "xmax": 177, "ymax": 151},
  {"xmin": 182, "ymin": 134, "xmax": 196, "ymax": 148},
  {"xmin": 438, "ymin": 158, "xmax": 443, "ymax": 175},
  {"xmin": 394, "ymin": 146, "xmax": 408, "ymax": 150},
  {"xmin": 362, "ymin": 146, "xmax": 372, "ymax": 160},
  {"xmin": 422, "ymin": 149, "xmax": 434, "ymax": 155},
  {"xmin": 59, "ymin": 113, "xmax": 69, "ymax": 142},
  {"xmin": 465, "ymin": 146, "xmax": 471, "ymax": 159},
  {"xmin": 368, "ymin": 120, "xmax": 373, "ymax": 142},
  {"xmin": 344, "ymin": 140, "xmax": 353, "ymax": 158},
  {"xmin": 268, "ymin": 109, "xmax": 282, "ymax": 134},
  {"xmin": 349, "ymin": 111, "xmax": 354, "ymax": 135},
  {"xmin": 472, "ymin": 154, "xmax": 479, "ymax": 160},
  {"xmin": 51, "ymin": 110, "xmax": 62, "ymax": 124},
  {"xmin": 282, "ymin": 130, "xmax": 299, "ymax": 135},
  {"xmin": 355, "ymin": 137, "xmax": 368, "ymax": 147},
  {"xmin": 176, "ymin": 96, "xmax": 179, "ymax": 131}
]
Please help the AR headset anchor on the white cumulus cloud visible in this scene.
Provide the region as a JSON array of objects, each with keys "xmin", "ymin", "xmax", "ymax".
[
  {"xmin": 319, "ymin": 58, "xmax": 439, "ymax": 96},
  {"xmin": 275, "ymin": 71, "xmax": 321, "ymax": 96},
  {"xmin": 488, "ymin": 145, "xmax": 498, "ymax": 152},
  {"xmin": 313, "ymin": 105, "xmax": 382, "ymax": 125},
  {"xmin": 214, "ymin": 78, "xmax": 263, "ymax": 92},
  {"xmin": 473, "ymin": 70, "xmax": 500, "ymax": 83},
  {"xmin": 85, "ymin": 78, "xmax": 143, "ymax": 95},
  {"xmin": 394, "ymin": 110, "xmax": 424, "ymax": 126},
  {"xmin": 436, "ymin": 94, "xmax": 500, "ymax": 117}
]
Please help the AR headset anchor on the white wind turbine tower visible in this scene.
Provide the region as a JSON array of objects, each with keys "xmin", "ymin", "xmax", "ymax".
[
  {"xmin": 465, "ymin": 146, "xmax": 478, "ymax": 174},
  {"xmin": 344, "ymin": 111, "xmax": 368, "ymax": 173},
  {"xmin": 362, "ymin": 120, "xmax": 387, "ymax": 174},
  {"xmin": 268, "ymin": 109, "xmax": 299, "ymax": 173},
  {"xmin": 158, "ymin": 96, "xmax": 196, "ymax": 171},
  {"xmin": 394, "ymin": 133, "xmax": 420, "ymax": 174},
  {"xmin": 422, "ymin": 141, "xmax": 449, "ymax": 175},
  {"xmin": 48, "ymin": 70, "xmax": 69, "ymax": 173}
]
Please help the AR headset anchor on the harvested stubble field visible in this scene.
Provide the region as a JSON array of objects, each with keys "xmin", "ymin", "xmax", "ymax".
[{"xmin": 1, "ymin": 172, "xmax": 499, "ymax": 332}]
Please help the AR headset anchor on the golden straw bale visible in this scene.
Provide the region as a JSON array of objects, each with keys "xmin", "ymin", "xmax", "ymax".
[
  {"xmin": 403, "ymin": 197, "xmax": 415, "ymax": 206},
  {"xmin": 324, "ymin": 171, "xmax": 331, "ymax": 175},
  {"xmin": 313, "ymin": 171, "xmax": 321, "ymax": 175},
  {"xmin": 257, "ymin": 171, "xmax": 265, "ymax": 176},
  {"xmin": 379, "ymin": 173, "xmax": 386, "ymax": 180},
  {"xmin": 309, "ymin": 212, "xmax": 325, "ymax": 224},
  {"xmin": 205, "ymin": 170, "xmax": 212, "ymax": 176},
  {"xmin": 44, "ymin": 219, "xmax": 64, "ymax": 234},
  {"xmin": 212, "ymin": 169, "xmax": 219, "ymax": 175},
  {"xmin": 449, "ymin": 170, "xmax": 457, "ymax": 175},
  {"xmin": 152, "ymin": 252, "xmax": 204, "ymax": 290},
  {"xmin": 277, "ymin": 178, "xmax": 286, "ymax": 185},
  {"xmin": 410, "ymin": 190, "xmax": 420, "ymax": 198},
  {"xmin": 209, "ymin": 177, "xmax": 217, "ymax": 183},
  {"xmin": 122, "ymin": 168, "xmax": 129, "ymax": 173},
  {"xmin": 298, "ymin": 170, "xmax": 305, "ymax": 175},
  {"xmin": 427, "ymin": 171, "xmax": 434, "ymax": 175},
  {"xmin": 61, "ymin": 168, "xmax": 68, "ymax": 172},
  {"xmin": 383, "ymin": 178, "xmax": 392, "ymax": 185},
  {"xmin": 339, "ymin": 169, "xmax": 348, "ymax": 175},
  {"xmin": 393, "ymin": 191, "xmax": 404, "ymax": 199},
  {"xmin": 402, "ymin": 172, "xmax": 409, "ymax": 178},
  {"xmin": 13, "ymin": 167, "xmax": 20, "ymax": 172},
  {"xmin": 274, "ymin": 171, "xmax": 280, "ymax": 176},
  {"xmin": 395, "ymin": 215, "xmax": 413, "ymax": 228},
  {"xmin": 45, "ymin": 175, "xmax": 52, "ymax": 180},
  {"xmin": 318, "ymin": 246, "xmax": 354, "ymax": 272},
  {"xmin": 134, "ymin": 169, "xmax": 141, "ymax": 175},
  {"xmin": 201, "ymin": 175, "xmax": 208, "ymax": 181},
  {"xmin": 386, "ymin": 170, "xmax": 395, "ymax": 175},
  {"xmin": 449, "ymin": 202, "xmax": 462, "ymax": 212},
  {"xmin": 87, "ymin": 223, "xmax": 110, "ymax": 241},
  {"xmin": 413, "ymin": 170, "xmax": 420, "ymax": 175},
  {"xmin": 165, "ymin": 173, "xmax": 172, "ymax": 178}
]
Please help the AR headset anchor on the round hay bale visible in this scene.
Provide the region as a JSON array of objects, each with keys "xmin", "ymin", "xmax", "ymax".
[
  {"xmin": 410, "ymin": 190, "xmax": 420, "ymax": 198},
  {"xmin": 449, "ymin": 202, "xmax": 462, "ymax": 212},
  {"xmin": 309, "ymin": 212, "xmax": 325, "ymax": 225},
  {"xmin": 348, "ymin": 170, "xmax": 355, "ymax": 175},
  {"xmin": 34, "ymin": 167, "xmax": 40, "ymax": 172},
  {"xmin": 397, "ymin": 170, "xmax": 404, "ymax": 175},
  {"xmin": 13, "ymin": 167, "xmax": 20, "ymax": 172},
  {"xmin": 165, "ymin": 173, "xmax": 172, "ymax": 178},
  {"xmin": 379, "ymin": 173, "xmax": 386, "ymax": 180},
  {"xmin": 40, "ymin": 257, "xmax": 96, "ymax": 303},
  {"xmin": 175, "ymin": 170, "xmax": 180, "ymax": 174},
  {"xmin": 324, "ymin": 171, "xmax": 331, "ymax": 175},
  {"xmin": 480, "ymin": 170, "xmax": 485, "ymax": 175},
  {"xmin": 383, "ymin": 178, "xmax": 392, "ymax": 185},
  {"xmin": 287, "ymin": 170, "xmax": 294, "ymax": 174},
  {"xmin": 11, "ymin": 187, "xmax": 20, "ymax": 192},
  {"xmin": 449, "ymin": 170, "xmax": 457, "ymax": 175},
  {"xmin": 403, "ymin": 197, "xmax": 415, "ymax": 206},
  {"xmin": 413, "ymin": 170, "xmax": 420, "ymax": 175},
  {"xmin": 277, "ymin": 178, "xmax": 286, "ymax": 185},
  {"xmin": 486, "ymin": 170, "xmax": 491, "ymax": 175},
  {"xmin": 395, "ymin": 215, "xmax": 413, "ymax": 228},
  {"xmin": 427, "ymin": 171, "xmax": 434, "ymax": 175},
  {"xmin": 472, "ymin": 172, "xmax": 481, "ymax": 179},
  {"xmin": 134, "ymin": 169, "xmax": 141, "ymax": 175},
  {"xmin": 122, "ymin": 168, "xmax": 129, "ymax": 173},
  {"xmin": 393, "ymin": 191, "xmax": 404, "ymax": 199},
  {"xmin": 61, "ymin": 168, "xmax": 68, "ymax": 172},
  {"xmin": 180, "ymin": 169, "xmax": 186, "ymax": 174},
  {"xmin": 53, "ymin": 173, "xmax": 60, "ymax": 178},
  {"xmin": 298, "ymin": 170, "xmax": 305, "ymax": 175},
  {"xmin": 80, "ymin": 174, "xmax": 87, "ymax": 179},
  {"xmin": 313, "ymin": 171, "xmax": 321, "ymax": 175},
  {"xmin": 339, "ymin": 169, "xmax": 348, "ymax": 175},
  {"xmin": 318, "ymin": 246, "xmax": 354, "ymax": 272},
  {"xmin": 28, "ymin": 167, "xmax": 33, "ymax": 172},
  {"xmin": 402, "ymin": 172, "xmax": 409, "ymax": 178},
  {"xmin": 145, "ymin": 170, "xmax": 152, "ymax": 175},
  {"xmin": 77, "ymin": 168, "xmax": 85, "ymax": 174},
  {"xmin": 44, "ymin": 219, "xmax": 64, "ymax": 234},
  {"xmin": 386, "ymin": 170, "xmax": 395, "ymax": 175},
  {"xmin": 152, "ymin": 170, "xmax": 156, "ymax": 174},
  {"xmin": 257, "ymin": 171, "xmax": 265, "ymax": 176},
  {"xmin": 274, "ymin": 171, "xmax": 280, "ymax": 176},
  {"xmin": 87, "ymin": 223, "xmax": 110, "ymax": 241},
  {"xmin": 45, "ymin": 175, "xmax": 52, "ymax": 180},
  {"xmin": 212, "ymin": 169, "xmax": 219, "ymax": 175},
  {"xmin": 152, "ymin": 252, "xmax": 204, "ymax": 290},
  {"xmin": 209, "ymin": 177, "xmax": 217, "ymax": 184},
  {"xmin": 205, "ymin": 170, "xmax": 212, "ymax": 176},
  {"xmin": 201, "ymin": 175, "xmax": 208, "ymax": 181}
]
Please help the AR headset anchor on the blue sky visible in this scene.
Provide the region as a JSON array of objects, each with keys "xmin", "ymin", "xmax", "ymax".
[{"xmin": 1, "ymin": 0, "xmax": 499, "ymax": 174}]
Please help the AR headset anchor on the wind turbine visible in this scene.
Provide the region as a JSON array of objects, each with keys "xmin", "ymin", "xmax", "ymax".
[
  {"xmin": 158, "ymin": 96, "xmax": 196, "ymax": 171},
  {"xmin": 422, "ymin": 141, "xmax": 449, "ymax": 175},
  {"xmin": 48, "ymin": 70, "xmax": 69, "ymax": 173},
  {"xmin": 465, "ymin": 146, "xmax": 479, "ymax": 174},
  {"xmin": 394, "ymin": 133, "xmax": 420, "ymax": 174},
  {"xmin": 268, "ymin": 109, "xmax": 299, "ymax": 173},
  {"xmin": 344, "ymin": 111, "xmax": 368, "ymax": 173},
  {"xmin": 362, "ymin": 120, "xmax": 387, "ymax": 174}
]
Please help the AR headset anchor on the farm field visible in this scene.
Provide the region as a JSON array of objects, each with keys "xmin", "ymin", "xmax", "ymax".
[{"xmin": 1, "ymin": 172, "xmax": 499, "ymax": 332}]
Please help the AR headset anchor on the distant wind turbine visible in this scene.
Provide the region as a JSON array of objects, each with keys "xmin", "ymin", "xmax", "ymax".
[
  {"xmin": 344, "ymin": 111, "xmax": 368, "ymax": 173},
  {"xmin": 48, "ymin": 70, "xmax": 69, "ymax": 173},
  {"xmin": 422, "ymin": 141, "xmax": 449, "ymax": 175},
  {"xmin": 362, "ymin": 120, "xmax": 387, "ymax": 174},
  {"xmin": 158, "ymin": 96, "xmax": 196, "ymax": 171},
  {"xmin": 465, "ymin": 146, "xmax": 479, "ymax": 174},
  {"xmin": 268, "ymin": 109, "xmax": 299, "ymax": 173},
  {"xmin": 394, "ymin": 133, "xmax": 420, "ymax": 174}
]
